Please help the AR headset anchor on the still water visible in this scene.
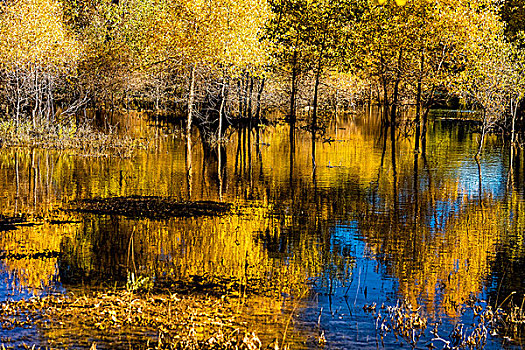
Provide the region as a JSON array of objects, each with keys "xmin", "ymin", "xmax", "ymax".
[{"xmin": 0, "ymin": 111, "xmax": 524, "ymax": 349}]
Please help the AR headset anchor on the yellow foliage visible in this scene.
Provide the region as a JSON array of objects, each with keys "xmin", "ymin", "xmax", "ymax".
[
  {"xmin": 132, "ymin": 0, "xmax": 270, "ymax": 74},
  {"xmin": 0, "ymin": 0, "xmax": 81, "ymax": 71}
]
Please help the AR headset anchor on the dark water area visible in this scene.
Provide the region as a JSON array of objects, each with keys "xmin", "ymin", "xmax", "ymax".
[{"xmin": 1, "ymin": 110, "xmax": 525, "ymax": 349}]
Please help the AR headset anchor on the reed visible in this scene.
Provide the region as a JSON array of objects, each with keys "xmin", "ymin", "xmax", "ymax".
[{"xmin": 372, "ymin": 292, "xmax": 525, "ymax": 349}]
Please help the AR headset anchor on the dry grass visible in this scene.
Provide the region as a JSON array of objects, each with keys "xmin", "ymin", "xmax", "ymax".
[
  {"xmin": 371, "ymin": 293, "xmax": 525, "ymax": 349},
  {"xmin": 373, "ymin": 300, "xmax": 427, "ymax": 348},
  {"xmin": 0, "ymin": 120, "xmax": 146, "ymax": 157},
  {"xmin": 0, "ymin": 290, "xmax": 271, "ymax": 349}
]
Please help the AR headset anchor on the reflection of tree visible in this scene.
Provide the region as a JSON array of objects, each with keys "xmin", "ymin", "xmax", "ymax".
[
  {"xmin": 55, "ymin": 120, "xmax": 363, "ymax": 294},
  {"xmin": 0, "ymin": 224, "xmax": 66, "ymax": 292},
  {"xmin": 0, "ymin": 112, "xmax": 513, "ymax": 319},
  {"xmin": 360, "ymin": 127, "xmax": 504, "ymax": 319},
  {"xmin": 363, "ymin": 201, "xmax": 500, "ymax": 318},
  {"xmin": 58, "ymin": 209, "xmax": 320, "ymax": 296},
  {"xmin": 488, "ymin": 182, "xmax": 525, "ymax": 303}
]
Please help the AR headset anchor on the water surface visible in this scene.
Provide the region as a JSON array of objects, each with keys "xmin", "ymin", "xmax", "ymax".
[{"xmin": 0, "ymin": 111, "xmax": 524, "ymax": 349}]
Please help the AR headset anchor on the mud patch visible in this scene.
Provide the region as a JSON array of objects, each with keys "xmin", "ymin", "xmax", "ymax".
[
  {"xmin": 0, "ymin": 250, "xmax": 61, "ymax": 260},
  {"xmin": 0, "ymin": 215, "xmax": 30, "ymax": 232},
  {"xmin": 65, "ymin": 196, "xmax": 232, "ymax": 219}
]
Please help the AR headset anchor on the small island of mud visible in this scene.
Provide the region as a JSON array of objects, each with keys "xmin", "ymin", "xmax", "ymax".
[{"xmin": 65, "ymin": 196, "xmax": 232, "ymax": 219}]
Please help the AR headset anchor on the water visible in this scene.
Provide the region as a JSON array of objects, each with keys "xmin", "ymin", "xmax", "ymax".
[{"xmin": 0, "ymin": 111, "xmax": 524, "ymax": 349}]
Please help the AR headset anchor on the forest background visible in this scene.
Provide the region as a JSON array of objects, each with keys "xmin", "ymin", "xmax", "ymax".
[{"xmin": 1, "ymin": 0, "xmax": 525, "ymax": 149}]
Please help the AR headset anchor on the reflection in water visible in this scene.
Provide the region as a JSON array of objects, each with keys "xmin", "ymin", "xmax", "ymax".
[{"xmin": 0, "ymin": 112, "xmax": 524, "ymax": 348}]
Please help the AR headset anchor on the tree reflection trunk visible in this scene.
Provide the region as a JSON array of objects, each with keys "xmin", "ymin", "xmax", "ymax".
[
  {"xmin": 15, "ymin": 152, "xmax": 19, "ymax": 214},
  {"xmin": 516, "ymin": 148, "xmax": 521, "ymax": 188},
  {"xmin": 421, "ymin": 110, "xmax": 428, "ymax": 157},
  {"xmin": 235, "ymin": 127, "xmax": 242, "ymax": 177},
  {"xmin": 412, "ymin": 149, "xmax": 419, "ymax": 263},
  {"xmin": 248, "ymin": 124, "xmax": 253, "ymax": 196},
  {"xmin": 33, "ymin": 149, "xmax": 38, "ymax": 209},
  {"xmin": 413, "ymin": 152, "xmax": 419, "ymax": 208},
  {"xmin": 218, "ymin": 142, "xmax": 223, "ymax": 201},
  {"xmin": 242, "ymin": 125, "xmax": 247, "ymax": 178},
  {"xmin": 422, "ymin": 153, "xmax": 437, "ymax": 226},
  {"xmin": 391, "ymin": 124, "xmax": 398, "ymax": 215},
  {"xmin": 311, "ymin": 130, "xmax": 317, "ymax": 173},
  {"xmin": 256, "ymin": 125, "xmax": 263, "ymax": 178},
  {"xmin": 380, "ymin": 124, "xmax": 388, "ymax": 168},
  {"xmin": 507, "ymin": 145, "xmax": 515, "ymax": 192},
  {"xmin": 476, "ymin": 158, "xmax": 483, "ymax": 209},
  {"xmin": 186, "ymin": 129, "xmax": 193, "ymax": 199},
  {"xmin": 312, "ymin": 130, "xmax": 318, "ymax": 214},
  {"xmin": 289, "ymin": 122, "xmax": 295, "ymax": 197}
]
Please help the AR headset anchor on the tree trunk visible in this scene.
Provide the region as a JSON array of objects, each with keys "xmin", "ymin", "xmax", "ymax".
[
  {"xmin": 312, "ymin": 54, "xmax": 323, "ymax": 130},
  {"xmin": 391, "ymin": 81, "xmax": 399, "ymax": 127},
  {"xmin": 15, "ymin": 70, "xmax": 21, "ymax": 131},
  {"xmin": 255, "ymin": 77, "xmax": 265, "ymax": 120},
  {"xmin": 420, "ymin": 86, "xmax": 435, "ymax": 157},
  {"xmin": 368, "ymin": 84, "xmax": 372, "ymax": 110},
  {"xmin": 511, "ymin": 96, "xmax": 518, "ymax": 146},
  {"xmin": 334, "ymin": 88, "xmax": 339, "ymax": 120},
  {"xmin": 476, "ymin": 112, "xmax": 487, "ymax": 160},
  {"xmin": 243, "ymin": 72, "xmax": 249, "ymax": 118},
  {"xmin": 32, "ymin": 68, "xmax": 38, "ymax": 128},
  {"xmin": 289, "ymin": 49, "xmax": 298, "ymax": 123},
  {"xmin": 237, "ymin": 79, "xmax": 243, "ymax": 118},
  {"xmin": 187, "ymin": 63, "xmax": 196, "ymax": 137},
  {"xmin": 247, "ymin": 76, "xmax": 254, "ymax": 119},
  {"xmin": 390, "ymin": 49, "xmax": 403, "ymax": 128},
  {"xmin": 415, "ymin": 54, "xmax": 423, "ymax": 153},
  {"xmin": 47, "ymin": 74, "xmax": 55, "ymax": 123},
  {"xmin": 381, "ymin": 77, "xmax": 389, "ymax": 124},
  {"xmin": 218, "ymin": 79, "xmax": 226, "ymax": 141},
  {"xmin": 379, "ymin": 54, "xmax": 389, "ymax": 125}
]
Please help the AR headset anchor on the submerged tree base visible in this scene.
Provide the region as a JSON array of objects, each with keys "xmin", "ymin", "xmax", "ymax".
[{"xmin": 66, "ymin": 196, "xmax": 233, "ymax": 219}]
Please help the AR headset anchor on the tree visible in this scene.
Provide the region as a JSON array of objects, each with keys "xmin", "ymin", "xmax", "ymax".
[
  {"xmin": 0, "ymin": 0, "xmax": 81, "ymax": 128},
  {"xmin": 266, "ymin": 0, "xmax": 364, "ymax": 124},
  {"xmin": 119, "ymin": 0, "xmax": 270, "ymax": 134},
  {"xmin": 349, "ymin": 0, "xmax": 516, "ymax": 155},
  {"xmin": 501, "ymin": 0, "xmax": 525, "ymax": 134},
  {"xmin": 501, "ymin": 0, "xmax": 525, "ymax": 44}
]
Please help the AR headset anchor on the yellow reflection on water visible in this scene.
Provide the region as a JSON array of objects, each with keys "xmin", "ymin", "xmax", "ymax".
[{"xmin": 0, "ymin": 112, "xmax": 510, "ymax": 333}]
